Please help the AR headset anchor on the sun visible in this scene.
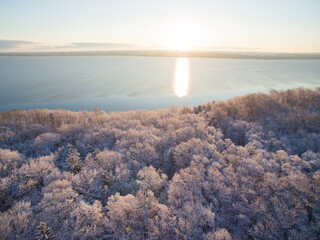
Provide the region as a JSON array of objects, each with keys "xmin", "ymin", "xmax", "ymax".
[{"xmin": 170, "ymin": 20, "xmax": 198, "ymax": 50}]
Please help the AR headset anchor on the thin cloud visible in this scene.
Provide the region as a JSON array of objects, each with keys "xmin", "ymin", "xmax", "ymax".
[
  {"xmin": 50, "ymin": 42, "xmax": 142, "ymax": 50},
  {"xmin": 71, "ymin": 42, "xmax": 138, "ymax": 49},
  {"xmin": 0, "ymin": 40, "xmax": 260, "ymax": 52},
  {"xmin": 197, "ymin": 45, "xmax": 260, "ymax": 51},
  {"xmin": 0, "ymin": 39, "xmax": 142, "ymax": 52},
  {"xmin": 0, "ymin": 39, "xmax": 37, "ymax": 50}
]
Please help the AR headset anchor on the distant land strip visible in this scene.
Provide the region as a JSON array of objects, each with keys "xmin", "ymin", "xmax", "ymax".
[{"xmin": 0, "ymin": 50, "xmax": 320, "ymax": 59}]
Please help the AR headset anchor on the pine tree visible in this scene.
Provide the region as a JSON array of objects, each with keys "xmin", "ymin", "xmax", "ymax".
[
  {"xmin": 36, "ymin": 222, "xmax": 54, "ymax": 240},
  {"xmin": 65, "ymin": 144, "xmax": 81, "ymax": 173},
  {"xmin": 168, "ymin": 149, "xmax": 177, "ymax": 179},
  {"xmin": 93, "ymin": 148, "xmax": 101, "ymax": 160},
  {"xmin": 101, "ymin": 169, "xmax": 109, "ymax": 186}
]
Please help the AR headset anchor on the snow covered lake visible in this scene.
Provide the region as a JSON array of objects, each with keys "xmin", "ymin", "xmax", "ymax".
[{"xmin": 0, "ymin": 56, "xmax": 319, "ymax": 111}]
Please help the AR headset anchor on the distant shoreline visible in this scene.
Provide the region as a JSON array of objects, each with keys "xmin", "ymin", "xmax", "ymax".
[{"xmin": 1, "ymin": 50, "xmax": 320, "ymax": 59}]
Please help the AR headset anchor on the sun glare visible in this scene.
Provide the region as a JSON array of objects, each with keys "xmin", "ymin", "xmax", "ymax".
[
  {"xmin": 174, "ymin": 57, "xmax": 190, "ymax": 97},
  {"xmin": 170, "ymin": 21, "xmax": 197, "ymax": 50}
]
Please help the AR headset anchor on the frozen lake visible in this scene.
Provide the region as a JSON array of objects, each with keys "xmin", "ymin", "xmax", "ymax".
[{"xmin": 0, "ymin": 56, "xmax": 319, "ymax": 111}]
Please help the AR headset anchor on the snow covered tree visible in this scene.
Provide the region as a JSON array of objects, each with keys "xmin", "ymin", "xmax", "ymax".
[
  {"xmin": 0, "ymin": 87, "xmax": 319, "ymax": 239},
  {"xmin": 204, "ymin": 228, "xmax": 232, "ymax": 240},
  {"xmin": 137, "ymin": 166, "xmax": 168, "ymax": 201},
  {"xmin": 0, "ymin": 201, "xmax": 36, "ymax": 239},
  {"xmin": 0, "ymin": 148, "xmax": 23, "ymax": 178},
  {"xmin": 37, "ymin": 178, "xmax": 78, "ymax": 238},
  {"xmin": 106, "ymin": 191, "xmax": 176, "ymax": 239},
  {"xmin": 65, "ymin": 200, "xmax": 108, "ymax": 239}
]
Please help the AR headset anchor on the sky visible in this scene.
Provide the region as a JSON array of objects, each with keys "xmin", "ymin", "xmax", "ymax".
[{"xmin": 0, "ymin": 0, "xmax": 320, "ymax": 52}]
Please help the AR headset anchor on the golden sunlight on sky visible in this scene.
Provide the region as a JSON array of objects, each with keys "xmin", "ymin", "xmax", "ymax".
[{"xmin": 0, "ymin": 0, "xmax": 320, "ymax": 52}]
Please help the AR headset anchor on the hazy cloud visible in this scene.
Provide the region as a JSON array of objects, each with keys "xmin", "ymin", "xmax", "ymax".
[
  {"xmin": 196, "ymin": 45, "xmax": 260, "ymax": 51},
  {"xmin": 0, "ymin": 40, "xmax": 143, "ymax": 52},
  {"xmin": 0, "ymin": 39, "xmax": 259, "ymax": 52},
  {"xmin": 51, "ymin": 42, "xmax": 141, "ymax": 50},
  {"xmin": 70, "ymin": 42, "xmax": 138, "ymax": 49},
  {"xmin": 0, "ymin": 39, "xmax": 37, "ymax": 50}
]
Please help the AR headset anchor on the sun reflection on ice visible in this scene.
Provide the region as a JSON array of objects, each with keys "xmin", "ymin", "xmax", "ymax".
[{"xmin": 174, "ymin": 58, "xmax": 190, "ymax": 97}]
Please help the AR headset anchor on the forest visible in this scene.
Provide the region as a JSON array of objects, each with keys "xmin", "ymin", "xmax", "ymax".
[{"xmin": 0, "ymin": 87, "xmax": 319, "ymax": 239}]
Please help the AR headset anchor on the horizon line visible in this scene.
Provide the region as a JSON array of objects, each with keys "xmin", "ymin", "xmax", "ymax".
[{"xmin": 0, "ymin": 49, "xmax": 320, "ymax": 59}]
